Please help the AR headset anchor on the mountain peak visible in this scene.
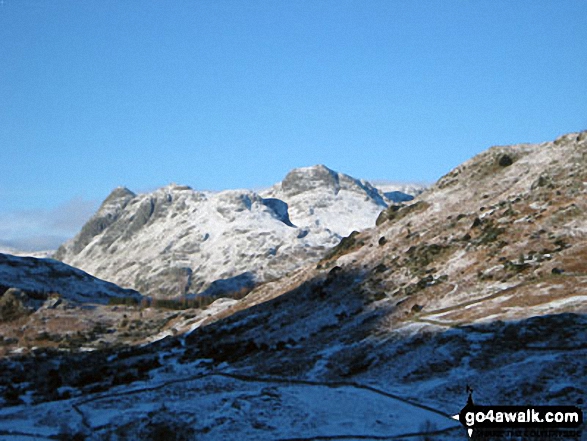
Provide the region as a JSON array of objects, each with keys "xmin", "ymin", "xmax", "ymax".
[
  {"xmin": 102, "ymin": 187, "xmax": 135, "ymax": 206},
  {"xmin": 281, "ymin": 164, "xmax": 341, "ymax": 196}
]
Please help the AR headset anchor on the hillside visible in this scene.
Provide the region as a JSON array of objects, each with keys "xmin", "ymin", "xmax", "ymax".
[{"xmin": 0, "ymin": 253, "xmax": 141, "ymax": 306}]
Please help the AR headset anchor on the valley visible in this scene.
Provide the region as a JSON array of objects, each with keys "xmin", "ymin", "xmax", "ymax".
[{"xmin": 0, "ymin": 132, "xmax": 586, "ymax": 440}]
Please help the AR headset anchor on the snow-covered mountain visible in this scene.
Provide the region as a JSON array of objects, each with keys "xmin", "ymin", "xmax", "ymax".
[
  {"xmin": 0, "ymin": 253, "xmax": 141, "ymax": 306},
  {"xmin": 260, "ymin": 165, "xmax": 421, "ymax": 233},
  {"xmin": 373, "ymin": 181, "xmax": 426, "ymax": 203},
  {"xmin": 1, "ymin": 133, "xmax": 585, "ymax": 439},
  {"xmin": 54, "ymin": 165, "xmax": 416, "ymax": 298}
]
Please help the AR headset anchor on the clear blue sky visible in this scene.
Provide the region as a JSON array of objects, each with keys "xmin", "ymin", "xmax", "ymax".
[{"xmin": 1, "ymin": 0, "xmax": 586, "ymax": 250}]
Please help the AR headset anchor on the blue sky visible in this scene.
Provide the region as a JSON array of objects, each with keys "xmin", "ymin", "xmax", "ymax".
[{"xmin": 1, "ymin": 0, "xmax": 586, "ymax": 250}]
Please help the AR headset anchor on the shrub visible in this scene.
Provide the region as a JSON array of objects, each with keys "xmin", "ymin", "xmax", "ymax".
[
  {"xmin": 108, "ymin": 296, "xmax": 139, "ymax": 306},
  {"xmin": 0, "ymin": 289, "xmax": 32, "ymax": 322},
  {"xmin": 498, "ymin": 154, "xmax": 513, "ymax": 167}
]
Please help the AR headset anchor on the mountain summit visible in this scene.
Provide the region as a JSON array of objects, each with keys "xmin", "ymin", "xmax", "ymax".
[{"xmin": 54, "ymin": 166, "xmax": 417, "ymax": 298}]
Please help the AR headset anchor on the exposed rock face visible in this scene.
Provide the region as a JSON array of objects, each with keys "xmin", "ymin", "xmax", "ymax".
[
  {"xmin": 54, "ymin": 167, "xmax": 415, "ymax": 298},
  {"xmin": 55, "ymin": 187, "xmax": 135, "ymax": 257},
  {"xmin": 281, "ymin": 164, "xmax": 342, "ymax": 196}
]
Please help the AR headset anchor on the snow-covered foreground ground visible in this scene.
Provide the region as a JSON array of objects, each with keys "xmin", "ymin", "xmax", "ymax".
[{"xmin": 0, "ymin": 367, "xmax": 460, "ymax": 440}]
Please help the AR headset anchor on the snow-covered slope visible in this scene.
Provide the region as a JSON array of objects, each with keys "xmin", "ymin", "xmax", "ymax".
[
  {"xmin": 1, "ymin": 132, "xmax": 586, "ymax": 440},
  {"xmin": 0, "ymin": 253, "xmax": 141, "ymax": 305},
  {"xmin": 54, "ymin": 165, "xmax": 413, "ymax": 298}
]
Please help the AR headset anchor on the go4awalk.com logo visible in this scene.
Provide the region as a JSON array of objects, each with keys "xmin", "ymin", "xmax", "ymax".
[{"xmin": 453, "ymin": 387, "xmax": 583, "ymax": 439}]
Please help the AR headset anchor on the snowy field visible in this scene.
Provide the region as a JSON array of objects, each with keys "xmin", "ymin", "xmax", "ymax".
[{"xmin": 0, "ymin": 371, "xmax": 460, "ymax": 440}]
